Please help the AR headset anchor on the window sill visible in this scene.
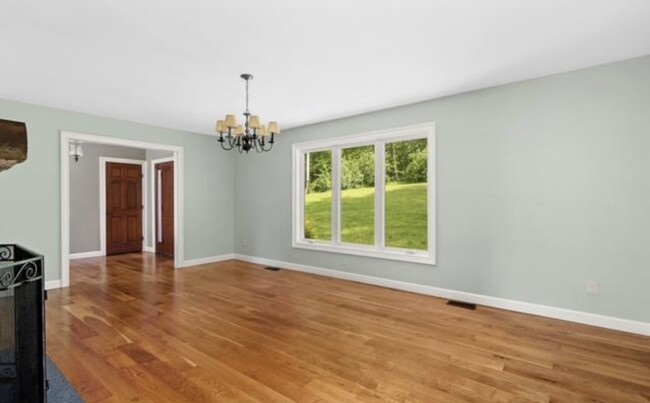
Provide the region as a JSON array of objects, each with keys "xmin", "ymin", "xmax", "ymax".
[{"xmin": 293, "ymin": 240, "xmax": 436, "ymax": 266}]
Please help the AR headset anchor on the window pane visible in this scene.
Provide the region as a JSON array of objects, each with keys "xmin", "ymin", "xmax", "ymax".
[
  {"xmin": 341, "ymin": 145, "xmax": 375, "ymax": 245},
  {"xmin": 385, "ymin": 138, "xmax": 427, "ymax": 250},
  {"xmin": 304, "ymin": 150, "xmax": 331, "ymax": 241}
]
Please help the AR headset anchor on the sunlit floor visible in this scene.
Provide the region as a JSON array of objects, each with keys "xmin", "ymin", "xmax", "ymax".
[{"xmin": 46, "ymin": 253, "xmax": 650, "ymax": 402}]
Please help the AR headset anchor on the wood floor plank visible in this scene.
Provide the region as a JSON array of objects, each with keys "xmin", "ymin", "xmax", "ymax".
[{"xmin": 45, "ymin": 254, "xmax": 650, "ymax": 402}]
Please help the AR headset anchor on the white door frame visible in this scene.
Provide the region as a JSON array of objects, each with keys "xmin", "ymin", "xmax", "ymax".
[
  {"xmin": 61, "ymin": 131, "xmax": 184, "ymax": 288},
  {"xmin": 99, "ymin": 157, "xmax": 147, "ymax": 256},
  {"xmin": 150, "ymin": 156, "xmax": 175, "ymax": 254}
]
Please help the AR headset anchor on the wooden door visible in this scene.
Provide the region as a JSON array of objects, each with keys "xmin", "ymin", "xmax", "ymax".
[
  {"xmin": 155, "ymin": 161, "xmax": 174, "ymax": 257},
  {"xmin": 106, "ymin": 162, "xmax": 143, "ymax": 255}
]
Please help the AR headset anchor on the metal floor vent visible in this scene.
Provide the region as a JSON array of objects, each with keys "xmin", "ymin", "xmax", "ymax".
[
  {"xmin": 264, "ymin": 266, "xmax": 280, "ymax": 271},
  {"xmin": 447, "ymin": 300, "xmax": 477, "ymax": 310}
]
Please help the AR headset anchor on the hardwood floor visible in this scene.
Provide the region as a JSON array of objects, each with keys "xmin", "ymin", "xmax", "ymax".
[{"xmin": 46, "ymin": 253, "xmax": 650, "ymax": 402}]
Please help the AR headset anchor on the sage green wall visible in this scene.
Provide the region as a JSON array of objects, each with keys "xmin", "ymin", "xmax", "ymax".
[
  {"xmin": 1, "ymin": 56, "xmax": 648, "ymax": 322},
  {"xmin": 0, "ymin": 100, "xmax": 234, "ymax": 282},
  {"xmin": 234, "ymin": 56, "xmax": 650, "ymax": 322}
]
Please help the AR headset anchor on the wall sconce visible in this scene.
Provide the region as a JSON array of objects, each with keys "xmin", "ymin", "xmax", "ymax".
[{"xmin": 69, "ymin": 140, "xmax": 84, "ymax": 162}]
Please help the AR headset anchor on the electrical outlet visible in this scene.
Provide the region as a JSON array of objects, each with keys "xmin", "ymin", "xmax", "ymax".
[
  {"xmin": 242, "ymin": 239, "xmax": 248, "ymax": 247},
  {"xmin": 587, "ymin": 281, "xmax": 600, "ymax": 295},
  {"xmin": 341, "ymin": 257, "xmax": 348, "ymax": 267}
]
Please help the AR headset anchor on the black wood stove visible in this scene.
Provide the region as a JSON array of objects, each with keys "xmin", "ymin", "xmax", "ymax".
[{"xmin": 0, "ymin": 244, "xmax": 46, "ymax": 402}]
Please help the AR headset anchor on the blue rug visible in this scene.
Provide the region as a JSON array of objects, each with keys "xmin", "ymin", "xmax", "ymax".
[
  {"xmin": 0, "ymin": 356, "xmax": 83, "ymax": 402},
  {"xmin": 47, "ymin": 357, "xmax": 84, "ymax": 402}
]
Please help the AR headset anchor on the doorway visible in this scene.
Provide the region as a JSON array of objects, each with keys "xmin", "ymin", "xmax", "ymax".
[
  {"xmin": 61, "ymin": 131, "xmax": 185, "ymax": 288},
  {"xmin": 153, "ymin": 159, "xmax": 174, "ymax": 257}
]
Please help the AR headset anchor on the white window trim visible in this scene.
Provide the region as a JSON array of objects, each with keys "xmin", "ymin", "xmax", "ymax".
[{"xmin": 292, "ymin": 122, "xmax": 436, "ymax": 265}]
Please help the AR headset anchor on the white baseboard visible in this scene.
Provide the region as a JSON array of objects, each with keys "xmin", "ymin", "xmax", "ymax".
[
  {"xmin": 69, "ymin": 250, "xmax": 104, "ymax": 260},
  {"xmin": 45, "ymin": 280, "xmax": 62, "ymax": 290},
  {"xmin": 183, "ymin": 254, "xmax": 235, "ymax": 268},
  {"xmin": 143, "ymin": 246, "xmax": 155, "ymax": 253},
  {"xmin": 234, "ymin": 254, "xmax": 650, "ymax": 336},
  {"xmin": 43, "ymin": 253, "xmax": 234, "ymax": 289}
]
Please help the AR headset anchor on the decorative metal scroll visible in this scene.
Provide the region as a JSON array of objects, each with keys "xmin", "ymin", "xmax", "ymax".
[
  {"xmin": 0, "ymin": 261, "xmax": 41, "ymax": 288},
  {"xmin": 0, "ymin": 364, "xmax": 16, "ymax": 378},
  {"xmin": 0, "ymin": 245, "xmax": 14, "ymax": 261}
]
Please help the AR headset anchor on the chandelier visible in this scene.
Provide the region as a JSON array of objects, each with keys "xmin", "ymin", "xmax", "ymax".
[{"xmin": 215, "ymin": 73, "xmax": 279, "ymax": 153}]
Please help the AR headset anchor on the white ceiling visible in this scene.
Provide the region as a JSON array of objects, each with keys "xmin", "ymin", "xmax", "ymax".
[{"xmin": 1, "ymin": 0, "xmax": 649, "ymax": 134}]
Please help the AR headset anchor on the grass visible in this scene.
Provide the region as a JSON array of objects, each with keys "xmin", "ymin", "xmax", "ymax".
[{"xmin": 304, "ymin": 182, "xmax": 427, "ymax": 250}]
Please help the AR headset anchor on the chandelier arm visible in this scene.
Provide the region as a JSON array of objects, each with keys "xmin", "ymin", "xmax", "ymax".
[
  {"xmin": 254, "ymin": 138, "xmax": 264, "ymax": 153},
  {"xmin": 221, "ymin": 135, "xmax": 235, "ymax": 151},
  {"xmin": 218, "ymin": 135, "xmax": 234, "ymax": 151},
  {"xmin": 258, "ymin": 138, "xmax": 273, "ymax": 152}
]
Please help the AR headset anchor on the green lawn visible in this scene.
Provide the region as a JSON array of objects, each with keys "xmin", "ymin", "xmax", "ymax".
[{"xmin": 304, "ymin": 182, "xmax": 427, "ymax": 250}]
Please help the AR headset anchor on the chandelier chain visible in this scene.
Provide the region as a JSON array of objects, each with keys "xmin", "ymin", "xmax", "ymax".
[{"xmin": 245, "ymin": 77, "xmax": 250, "ymax": 115}]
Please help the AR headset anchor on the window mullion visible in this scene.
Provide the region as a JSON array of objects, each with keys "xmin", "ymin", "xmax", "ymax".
[
  {"xmin": 375, "ymin": 141, "xmax": 385, "ymax": 249},
  {"xmin": 331, "ymin": 147, "xmax": 341, "ymax": 244},
  {"xmin": 297, "ymin": 150, "xmax": 305, "ymax": 242}
]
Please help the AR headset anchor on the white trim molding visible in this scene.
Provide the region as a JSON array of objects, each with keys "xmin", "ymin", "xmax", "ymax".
[
  {"xmin": 61, "ymin": 130, "xmax": 185, "ymax": 288},
  {"xmin": 99, "ymin": 157, "xmax": 147, "ymax": 256},
  {"xmin": 69, "ymin": 251, "xmax": 104, "ymax": 260},
  {"xmin": 234, "ymin": 254, "xmax": 650, "ymax": 336},
  {"xmin": 292, "ymin": 122, "xmax": 436, "ymax": 265},
  {"xmin": 183, "ymin": 254, "xmax": 235, "ymax": 268},
  {"xmin": 45, "ymin": 280, "xmax": 62, "ymax": 290}
]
